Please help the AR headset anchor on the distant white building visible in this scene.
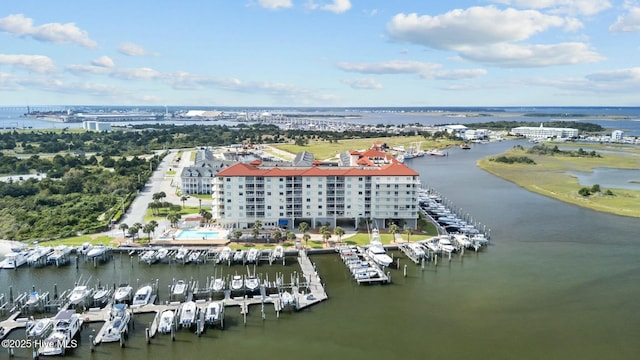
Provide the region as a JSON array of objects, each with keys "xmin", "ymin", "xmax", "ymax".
[
  {"xmin": 464, "ymin": 129, "xmax": 489, "ymax": 140},
  {"xmin": 511, "ymin": 123, "xmax": 578, "ymax": 140},
  {"xmin": 82, "ymin": 121, "xmax": 112, "ymax": 132},
  {"xmin": 612, "ymin": 130, "xmax": 624, "ymax": 141}
]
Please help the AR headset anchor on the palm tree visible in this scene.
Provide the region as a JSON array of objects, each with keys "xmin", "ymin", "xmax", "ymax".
[
  {"xmin": 322, "ymin": 230, "xmax": 332, "ymax": 245},
  {"xmin": 319, "ymin": 225, "xmax": 328, "ymax": 237},
  {"xmin": 272, "ymin": 229, "xmax": 283, "ymax": 243},
  {"xmin": 143, "ymin": 223, "xmax": 155, "ymax": 241},
  {"xmin": 132, "ymin": 222, "xmax": 143, "ymax": 238},
  {"xmin": 334, "ymin": 226, "xmax": 345, "ymax": 243},
  {"xmin": 167, "ymin": 212, "xmax": 181, "ymax": 228},
  {"xmin": 252, "ymin": 220, "xmax": 263, "ymax": 241},
  {"xmin": 149, "ymin": 220, "xmax": 158, "ymax": 237},
  {"xmin": 152, "ymin": 191, "xmax": 167, "ymax": 202},
  {"xmin": 404, "ymin": 227, "xmax": 413, "ymax": 242},
  {"xmin": 303, "ymin": 233, "xmax": 311, "ymax": 248},
  {"xmin": 201, "ymin": 211, "xmax": 212, "ymax": 226},
  {"xmin": 389, "ymin": 223, "xmax": 399, "ymax": 242},
  {"xmin": 180, "ymin": 195, "xmax": 189, "ymax": 208},
  {"xmin": 127, "ymin": 227, "xmax": 139, "ymax": 240},
  {"xmin": 119, "ymin": 223, "xmax": 129, "ymax": 238},
  {"xmin": 233, "ymin": 230, "xmax": 243, "ymax": 242},
  {"xmin": 298, "ymin": 221, "xmax": 309, "ymax": 235},
  {"xmin": 286, "ymin": 231, "xmax": 297, "ymax": 243}
]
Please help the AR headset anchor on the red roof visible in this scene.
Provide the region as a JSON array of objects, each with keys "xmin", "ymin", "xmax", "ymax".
[{"xmin": 216, "ymin": 160, "xmax": 419, "ymax": 177}]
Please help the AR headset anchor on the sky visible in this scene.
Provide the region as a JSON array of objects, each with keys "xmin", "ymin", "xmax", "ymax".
[{"xmin": 0, "ymin": 0, "xmax": 639, "ymax": 107}]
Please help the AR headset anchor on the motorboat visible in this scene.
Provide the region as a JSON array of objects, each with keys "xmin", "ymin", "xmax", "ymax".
[
  {"xmin": 38, "ymin": 310, "xmax": 82, "ymax": 356},
  {"xmin": 366, "ymin": 229, "xmax": 393, "ymax": 268},
  {"xmin": 246, "ymin": 248, "xmax": 260, "ymax": 263},
  {"xmin": 86, "ymin": 245, "xmax": 108, "ymax": 259},
  {"xmin": 280, "ymin": 291, "xmax": 296, "ymax": 311},
  {"xmin": 217, "ymin": 246, "xmax": 232, "ymax": 263},
  {"xmin": 100, "ymin": 303, "xmax": 131, "ymax": 343},
  {"xmin": 132, "ymin": 285, "xmax": 153, "ymax": 306},
  {"xmin": 188, "ymin": 250, "xmax": 201, "ymax": 263},
  {"xmin": 47, "ymin": 245, "xmax": 72, "ymax": 266},
  {"xmin": 27, "ymin": 246, "xmax": 52, "ymax": 267},
  {"xmin": 233, "ymin": 249, "xmax": 245, "ymax": 263},
  {"xmin": 230, "ymin": 275, "xmax": 244, "ymax": 291},
  {"xmin": 171, "ymin": 279, "xmax": 188, "ymax": 301},
  {"xmin": 154, "ymin": 247, "xmax": 169, "ymax": 262},
  {"xmin": 26, "ymin": 291, "xmax": 43, "ymax": 309},
  {"xmin": 272, "ymin": 245, "xmax": 284, "ymax": 260},
  {"xmin": 68, "ymin": 285, "xmax": 93, "ymax": 306},
  {"xmin": 406, "ymin": 242, "xmax": 426, "ymax": 259},
  {"xmin": 212, "ymin": 277, "xmax": 225, "ymax": 292},
  {"xmin": 353, "ymin": 267, "xmax": 381, "ymax": 280},
  {"xmin": 0, "ymin": 250, "xmax": 29, "ymax": 269},
  {"xmin": 178, "ymin": 301, "xmax": 197, "ymax": 328},
  {"xmin": 452, "ymin": 234, "xmax": 472, "ymax": 249},
  {"xmin": 244, "ymin": 275, "xmax": 260, "ymax": 292},
  {"xmin": 113, "ymin": 284, "xmax": 133, "ymax": 304},
  {"xmin": 140, "ymin": 250, "xmax": 158, "ymax": 265},
  {"xmin": 158, "ymin": 310, "xmax": 174, "ymax": 334},
  {"xmin": 438, "ymin": 236, "xmax": 457, "ymax": 254},
  {"xmin": 426, "ymin": 149, "xmax": 447, "ymax": 156},
  {"xmin": 27, "ymin": 318, "xmax": 54, "ymax": 339},
  {"xmin": 174, "ymin": 247, "xmax": 189, "ymax": 262},
  {"xmin": 460, "ymin": 143, "xmax": 471, "ymax": 150},
  {"xmin": 204, "ymin": 301, "xmax": 224, "ymax": 328},
  {"xmin": 92, "ymin": 286, "xmax": 112, "ymax": 307}
]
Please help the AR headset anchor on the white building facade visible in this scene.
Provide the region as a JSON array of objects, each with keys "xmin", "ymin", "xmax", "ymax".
[
  {"xmin": 511, "ymin": 124, "xmax": 579, "ymax": 139},
  {"xmin": 212, "ymin": 150, "xmax": 420, "ymax": 230}
]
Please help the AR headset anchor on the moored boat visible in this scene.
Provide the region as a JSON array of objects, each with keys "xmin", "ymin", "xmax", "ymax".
[
  {"xmin": 38, "ymin": 310, "xmax": 82, "ymax": 356},
  {"xmin": 68, "ymin": 285, "xmax": 93, "ymax": 306},
  {"xmin": 132, "ymin": 285, "xmax": 153, "ymax": 306},
  {"xmin": 113, "ymin": 284, "xmax": 133, "ymax": 304},
  {"xmin": 100, "ymin": 303, "xmax": 130, "ymax": 343},
  {"xmin": 366, "ymin": 229, "xmax": 393, "ymax": 268},
  {"xmin": 204, "ymin": 301, "xmax": 224, "ymax": 328},
  {"xmin": 171, "ymin": 279, "xmax": 188, "ymax": 301},
  {"xmin": 158, "ymin": 310, "xmax": 174, "ymax": 334},
  {"xmin": 178, "ymin": 301, "xmax": 197, "ymax": 328},
  {"xmin": 27, "ymin": 318, "xmax": 54, "ymax": 339}
]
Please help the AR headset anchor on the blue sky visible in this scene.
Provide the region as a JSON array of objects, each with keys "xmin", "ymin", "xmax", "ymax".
[{"xmin": 0, "ymin": 0, "xmax": 639, "ymax": 107}]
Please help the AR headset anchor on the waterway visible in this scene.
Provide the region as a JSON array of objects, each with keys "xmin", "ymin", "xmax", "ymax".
[{"xmin": 2, "ymin": 140, "xmax": 640, "ymax": 359}]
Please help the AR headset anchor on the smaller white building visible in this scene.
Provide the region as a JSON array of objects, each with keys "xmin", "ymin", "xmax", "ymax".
[
  {"xmin": 611, "ymin": 130, "xmax": 624, "ymax": 141},
  {"xmin": 82, "ymin": 121, "xmax": 112, "ymax": 132},
  {"xmin": 511, "ymin": 123, "xmax": 578, "ymax": 140}
]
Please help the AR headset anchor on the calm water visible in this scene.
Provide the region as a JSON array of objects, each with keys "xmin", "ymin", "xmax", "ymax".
[
  {"xmin": 569, "ymin": 168, "xmax": 640, "ymax": 191},
  {"xmin": 3, "ymin": 140, "xmax": 640, "ymax": 359}
]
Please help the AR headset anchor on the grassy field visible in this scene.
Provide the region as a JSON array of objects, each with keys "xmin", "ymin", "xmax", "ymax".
[
  {"xmin": 478, "ymin": 146, "xmax": 640, "ymax": 217},
  {"xmin": 273, "ymin": 136, "xmax": 459, "ymax": 160}
]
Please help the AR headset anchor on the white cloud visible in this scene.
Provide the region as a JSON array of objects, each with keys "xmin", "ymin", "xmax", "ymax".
[
  {"xmin": 91, "ymin": 56, "xmax": 115, "ymax": 68},
  {"xmin": 387, "ymin": 6, "xmax": 603, "ymax": 68},
  {"xmin": 0, "ymin": 14, "xmax": 97, "ymax": 48},
  {"xmin": 342, "ymin": 78, "xmax": 383, "ymax": 90},
  {"xmin": 457, "ymin": 42, "xmax": 604, "ymax": 67},
  {"xmin": 0, "ymin": 54, "xmax": 56, "ymax": 73},
  {"xmin": 258, "ymin": 0, "xmax": 293, "ymax": 9},
  {"xmin": 586, "ymin": 67, "xmax": 640, "ymax": 82},
  {"xmin": 336, "ymin": 60, "xmax": 487, "ymax": 80},
  {"xmin": 387, "ymin": 7, "xmax": 566, "ymax": 50},
  {"xmin": 118, "ymin": 42, "xmax": 158, "ymax": 57},
  {"xmin": 491, "ymin": 0, "xmax": 612, "ymax": 16},
  {"xmin": 306, "ymin": 0, "xmax": 351, "ymax": 13},
  {"xmin": 322, "ymin": 0, "xmax": 351, "ymax": 14},
  {"xmin": 609, "ymin": 7, "xmax": 640, "ymax": 32}
]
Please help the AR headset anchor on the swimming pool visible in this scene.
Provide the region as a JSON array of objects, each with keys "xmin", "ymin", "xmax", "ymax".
[{"xmin": 175, "ymin": 229, "xmax": 221, "ymax": 240}]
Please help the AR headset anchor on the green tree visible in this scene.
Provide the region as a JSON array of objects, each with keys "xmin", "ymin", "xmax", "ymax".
[
  {"xmin": 298, "ymin": 221, "xmax": 309, "ymax": 235},
  {"xmin": 252, "ymin": 220, "xmax": 263, "ymax": 240},
  {"xmin": 322, "ymin": 230, "xmax": 332, "ymax": 245},
  {"xmin": 389, "ymin": 223, "xmax": 399, "ymax": 240},
  {"xmin": 119, "ymin": 223, "xmax": 129, "ymax": 238},
  {"xmin": 303, "ymin": 233, "xmax": 311, "ymax": 248},
  {"xmin": 334, "ymin": 226, "xmax": 345, "ymax": 243},
  {"xmin": 233, "ymin": 230, "xmax": 243, "ymax": 242},
  {"xmin": 167, "ymin": 212, "xmax": 181, "ymax": 228},
  {"xmin": 180, "ymin": 195, "xmax": 189, "ymax": 208},
  {"xmin": 272, "ymin": 229, "xmax": 283, "ymax": 243},
  {"xmin": 404, "ymin": 227, "xmax": 413, "ymax": 242}
]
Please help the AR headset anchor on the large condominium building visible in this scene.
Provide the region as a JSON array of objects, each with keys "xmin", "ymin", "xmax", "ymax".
[
  {"xmin": 511, "ymin": 123, "xmax": 579, "ymax": 139},
  {"xmin": 212, "ymin": 149, "xmax": 420, "ymax": 231}
]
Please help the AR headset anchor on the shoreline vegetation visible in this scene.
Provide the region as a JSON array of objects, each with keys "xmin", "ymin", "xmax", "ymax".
[{"xmin": 477, "ymin": 143, "xmax": 640, "ymax": 218}]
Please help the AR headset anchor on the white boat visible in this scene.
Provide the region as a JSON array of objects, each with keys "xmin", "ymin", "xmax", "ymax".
[
  {"xmin": 38, "ymin": 310, "xmax": 82, "ymax": 356},
  {"xmin": 204, "ymin": 301, "xmax": 224, "ymax": 328},
  {"xmin": 212, "ymin": 278, "xmax": 225, "ymax": 292},
  {"xmin": 171, "ymin": 279, "xmax": 188, "ymax": 300},
  {"xmin": 217, "ymin": 247, "xmax": 232, "ymax": 263},
  {"xmin": 158, "ymin": 310, "xmax": 174, "ymax": 334},
  {"xmin": 230, "ymin": 275, "xmax": 244, "ymax": 291},
  {"xmin": 27, "ymin": 318, "xmax": 54, "ymax": 339},
  {"xmin": 246, "ymin": 248, "xmax": 260, "ymax": 263},
  {"xmin": 113, "ymin": 284, "xmax": 133, "ymax": 303},
  {"xmin": 426, "ymin": 149, "xmax": 447, "ymax": 156},
  {"xmin": 406, "ymin": 242, "xmax": 426, "ymax": 259},
  {"xmin": 47, "ymin": 245, "xmax": 72, "ymax": 266},
  {"xmin": 353, "ymin": 267, "xmax": 381, "ymax": 280},
  {"xmin": 175, "ymin": 247, "xmax": 189, "ymax": 262},
  {"xmin": 178, "ymin": 301, "xmax": 197, "ymax": 328},
  {"xmin": 68, "ymin": 285, "xmax": 93, "ymax": 306},
  {"xmin": 132, "ymin": 285, "xmax": 153, "ymax": 306},
  {"xmin": 92, "ymin": 287, "xmax": 111, "ymax": 307},
  {"xmin": 1, "ymin": 250, "xmax": 29, "ymax": 269},
  {"xmin": 100, "ymin": 304, "xmax": 130, "ymax": 343},
  {"xmin": 26, "ymin": 291, "xmax": 42, "ymax": 309},
  {"xmin": 140, "ymin": 250, "xmax": 157, "ymax": 264},
  {"xmin": 366, "ymin": 229, "xmax": 393, "ymax": 268},
  {"xmin": 86, "ymin": 245, "xmax": 108, "ymax": 259},
  {"xmin": 438, "ymin": 236, "xmax": 457, "ymax": 254},
  {"xmin": 27, "ymin": 246, "xmax": 52, "ymax": 266},
  {"xmin": 244, "ymin": 276, "xmax": 260, "ymax": 292},
  {"xmin": 188, "ymin": 250, "xmax": 201, "ymax": 263},
  {"xmin": 280, "ymin": 291, "xmax": 296, "ymax": 311},
  {"xmin": 452, "ymin": 234, "xmax": 472, "ymax": 248},
  {"xmin": 154, "ymin": 247, "xmax": 169, "ymax": 262},
  {"xmin": 272, "ymin": 245, "xmax": 284, "ymax": 260},
  {"xmin": 77, "ymin": 242, "xmax": 92, "ymax": 255},
  {"xmin": 233, "ymin": 249, "xmax": 245, "ymax": 263}
]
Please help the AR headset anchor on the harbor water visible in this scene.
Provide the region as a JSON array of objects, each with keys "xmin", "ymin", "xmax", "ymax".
[{"xmin": 2, "ymin": 140, "xmax": 640, "ymax": 359}]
